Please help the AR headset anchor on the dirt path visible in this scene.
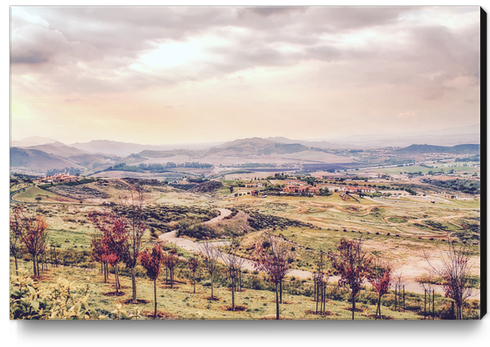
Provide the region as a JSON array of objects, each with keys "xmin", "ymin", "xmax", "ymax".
[{"xmin": 158, "ymin": 208, "xmax": 480, "ymax": 299}]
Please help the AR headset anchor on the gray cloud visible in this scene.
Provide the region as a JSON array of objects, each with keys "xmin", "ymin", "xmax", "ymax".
[{"xmin": 10, "ymin": 6, "xmax": 480, "ymax": 99}]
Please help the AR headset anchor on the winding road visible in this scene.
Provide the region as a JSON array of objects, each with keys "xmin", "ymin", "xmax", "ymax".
[{"xmin": 158, "ymin": 208, "xmax": 480, "ymax": 299}]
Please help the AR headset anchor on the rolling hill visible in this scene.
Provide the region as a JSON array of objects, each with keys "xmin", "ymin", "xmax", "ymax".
[
  {"xmin": 396, "ymin": 144, "xmax": 480, "ymax": 154},
  {"xmin": 10, "ymin": 147, "xmax": 82, "ymax": 171}
]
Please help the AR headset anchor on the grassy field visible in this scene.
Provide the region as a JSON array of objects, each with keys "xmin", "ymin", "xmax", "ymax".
[
  {"xmin": 10, "ymin": 177, "xmax": 480, "ymax": 320},
  {"xmin": 14, "ymin": 186, "xmax": 79, "ymax": 203},
  {"xmin": 10, "ymin": 259, "xmax": 431, "ymax": 320},
  {"xmin": 374, "ymin": 164, "xmax": 479, "ymax": 175}
]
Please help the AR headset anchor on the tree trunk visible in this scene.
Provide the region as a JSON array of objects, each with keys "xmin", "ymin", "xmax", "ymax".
[
  {"xmin": 170, "ymin": 268, "xmax": 174, "ymax": 289},
  {"xmin": 403, "ymin": 285, "xmax": 405, "ymax": 311},
  {"xmin": 115, "ymin": 265, "xmax": 119, "ymax": 293},
  {"xmin": 37, "ymin": 254, "xmax": 40, "ymax": 275},
  {"xmin": 231, "ymin": 278, "xmax": 235, "ymax": 311},
  {"xmin": 211, "ymin": 272, "xmax": 214, "ymax": 300},
  {"xmin": 394, "ymin": 285, "xmax": 397, "ymax": 311},
  {"xmin": 315, "ymin": 281, "xmax": 319, "ymax": 314},
  {"xmin": 131, "ymin": 266, "xmax": 137, "ymax": 303},
  {"xmin": 352, "ymin": 294, "xmax": 355, "ymax": 320},
  {"xmin": 275, "ymin": 282, "xmax": 280, "ymax": 320},
  {"xmin": 154, "ymin": 279, "xmax": 157, "ymax": 319},
  {"xmin": 322, "ymin": 285, "xmax": 326, "ymax": 314},
  {"xmin": 378, "ymin": 294, "xmax": 382, "ymax": 319},
  {"xmin": 280, "ymin": 279, "xmax": 283, "ymax": 304},
  {"xmin": 432, "ymin": 290, "xmax": 435, "ymax": 320},
  {"xmin": 32, "ymin": 255, "xmax": 37, "ymax": 276},
  {"xmin": 14, "ymin": 256, "xmax": 18, "ymax": 275}
]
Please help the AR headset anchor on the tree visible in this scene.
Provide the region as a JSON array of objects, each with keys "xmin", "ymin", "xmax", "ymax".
[
  {"xmin": 139, "ymin": 244, "xmax": 164, "ymax": 318},
  {"xmin": 220, "ymin": 238, "xmax": 246, "ymax": 311},
  {"xmin": 118, "ymin": 189, "xmax": 147, "ymax": 304},
  {"xmin": 367, "ymin": 258, "xmax": 392, "ymax": 319},
  {"xmin": 162, "ymin": 251, "xmax": 179, "ymax": 288},
  {"xmin": 329, "ymin": 237, "xmax": 372, "ymax": 320},
  {"xmin": 424, "ymin": 241, "xmax": 474, "ymax": 320},
  {"xmin": 198, "ymin": 242, "xmax": 219, "ymax": 300},
  {"xmin": 187, "ymin": 256, "xmax": 200, "ymax": 294},
  {"xmin": 89, "ymin": 209, "xmax": 129, "ymax": 292},
  {"xmin": 90, "ymin": 188, "xmax": 146, "ymax": 304},
  {"xmin": 10, "ymin": 205, "xmax": 24, "ymax": 275},
  {"xmin": 12, "ymin": 205, "xmax": 49, "ymax": 277},
  {"xmin": 313, "ymin": 251, "xmax": 330, "ymax": 315},
  {"xmin": 254, "ymin": 234, "xmax": 294, "ymax": 320}
]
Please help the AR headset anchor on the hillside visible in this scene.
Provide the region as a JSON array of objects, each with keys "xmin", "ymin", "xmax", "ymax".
[
  {"xmin": 10, "ymin": 147, "xmax": 82, "ymax": 171},
  {"xmin": 397, "ymin": 144, "xmax": 480, "ymax": 154},
  {"xmin": 137, "ymin": 149, "xmax": 200, "ymax": 158},
  {"xmin": 206, "ymin": 137, "xmax": 316, "ymax": 156},
  {"xmin": 11, "ymin": 136, "xmax": 59, "ymax": 147}
]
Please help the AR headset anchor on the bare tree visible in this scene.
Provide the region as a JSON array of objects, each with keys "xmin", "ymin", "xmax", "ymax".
[
  {"xmin": 220, "ymin": 238, "xmax": 246, "ymax": 311},
  {"xmin": 424, "ymin": 241, "xmax": 474, "ymax": 320},
  {"xmin": 393, "ymin": 270, "xmax": 405, "ymax": 311},
  {"xmin": 254, "ymin": 234, "xmax": 294, "ymax": 320},
  {"xmin": 417, "ymin": 271, "xmax": 436, "ymax": 320},
  {"xmin": 313, "ymin": 251, "xmax": 330, "ymax": 315},
  {"xmin": 198, "ymin": 241, "xmax": 219, "ymax": 300},
  {"xmin": 10, "ymin": 205, "xmax": 24, "ymax": 275}
]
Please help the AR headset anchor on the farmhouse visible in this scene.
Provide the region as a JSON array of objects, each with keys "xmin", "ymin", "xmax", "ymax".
[
  {"xmin": 245, "ymin": 183, "xmax": 263, "ymax": 188},
  {"xmin": 380, "ymin": 190, "xmax": 410, "ymax": 196},
  {"xmin": 283, "ymin": 184, "xmax": 320, "ymax": 194},
  {"xmin": 340, "ymin": 186, "xmax": 376, "ymax": 194},
  {"xmin": 38, "ymin": 173, "xmax": 79, "ymax": 184}
]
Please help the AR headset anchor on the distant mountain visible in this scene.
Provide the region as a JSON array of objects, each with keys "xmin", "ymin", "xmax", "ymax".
[
  {"xmin": 10, "ymin": 147, "xmax": 82, "ymax": 171},
  {"xmin": 69, "ymin": 140, "xmax": 163, "ymax": 157},
  {"xmin": 397, "ymin": 144, "xmax": 480, "ymax": 154},
  {"xmin": 266, "ymin": 137, "xmax": 346, "ymax": 149},
  {"xmin": 11, "ymin": 136, "xmax": 59, "ymax": 147},
  {"xmin": 320, "ymin": 124, "xmax": 480, "ymax": 147},
  {"xmin": 27, "ymin": 142, "xmax": 87, "ymax": 157},
  {"xmin": 206, "ymin": 137, "xmax": 315, "ymax": 156},
  {"xmin": 137, "ymin": 149, "xmax": 199, "ymax": 158}
]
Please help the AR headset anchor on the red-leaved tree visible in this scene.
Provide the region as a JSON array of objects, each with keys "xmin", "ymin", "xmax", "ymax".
[
  {"xmin": 162, "ymin": 251, "xmax": 179, "ymax": 289},
  {"xmin": 329, "ymin": 237, "xmax": 372, "ymax": 320},
  {"xmin": 89, "ymin": 210, "xmax": 128, "ymax": 293},
  {"xmin": 367, "ymin": 258, "xmax": 392, "ymax": 319},
  {"xmin": 11, "ymin": 205, "xmax": 49, "ymax": 277},
  {"xmin": 254, "ymin": 234, "xmax": 294, "ymax": 320},
  {"xmin": 187, "ymin": 256, "xmax": 200, "ymax": 294},
  {"xmin": 139, "ymin": 244, "xmax": 164, "ymax": 318}
]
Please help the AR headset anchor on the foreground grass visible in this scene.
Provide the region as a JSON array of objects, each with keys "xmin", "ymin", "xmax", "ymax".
[{"xmin": 10, "ymin": 260, "xmax": 422, "ymax": 320}]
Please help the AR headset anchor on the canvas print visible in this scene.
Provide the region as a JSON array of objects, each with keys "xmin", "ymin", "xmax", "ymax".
[{"xmin": 10, "ymin": 6, "xmax": 482, "ymax": 320}]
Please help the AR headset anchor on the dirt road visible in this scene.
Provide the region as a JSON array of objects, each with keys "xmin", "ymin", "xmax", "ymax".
[{"xmin": 158, "ymin": 208, "xmax": 480, "ymax": 299}]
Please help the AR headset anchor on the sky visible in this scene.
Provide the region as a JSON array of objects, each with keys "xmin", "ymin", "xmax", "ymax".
[{"xmin": 10, "ymin": 5, "xmax": 481, "ymax": 145}]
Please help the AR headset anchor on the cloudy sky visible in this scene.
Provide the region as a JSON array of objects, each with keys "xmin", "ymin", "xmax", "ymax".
[{"xmin": 10, "ymin": 6, "xmax": 480, "ymax": 145}]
